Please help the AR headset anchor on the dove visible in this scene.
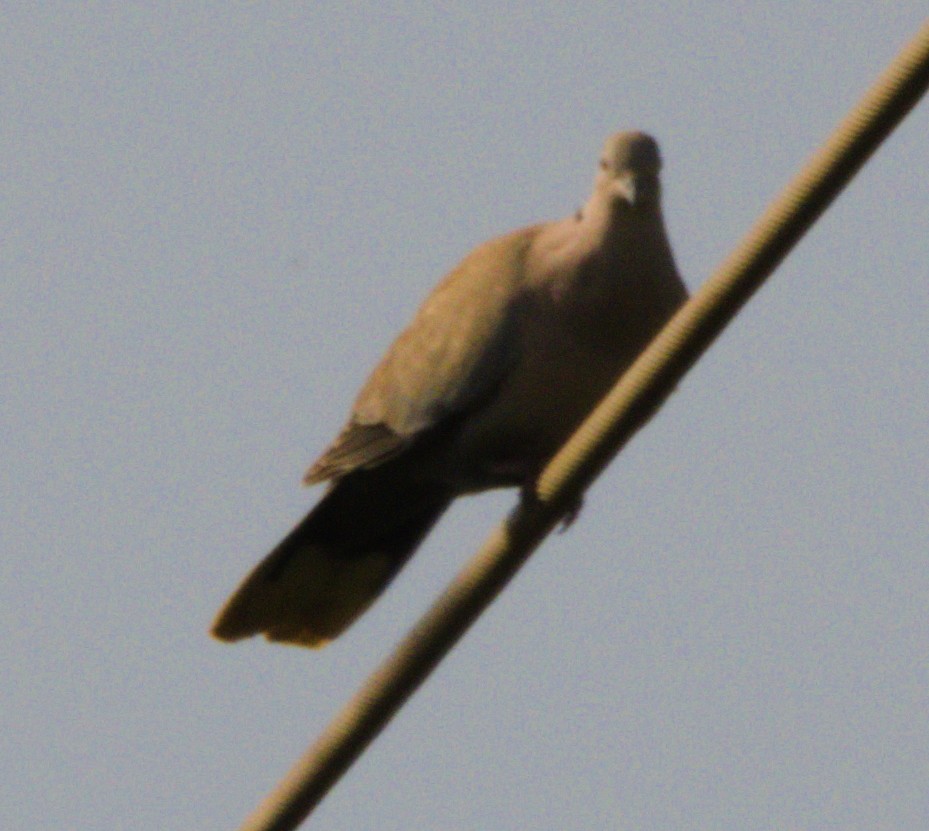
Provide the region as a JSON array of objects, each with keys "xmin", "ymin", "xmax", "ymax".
[{"xmin": 211, "ymin": 130, "xmax": 688, "ymax": 648}]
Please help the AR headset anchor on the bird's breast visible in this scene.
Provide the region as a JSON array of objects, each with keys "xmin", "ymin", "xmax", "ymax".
[{"xmin": 441, "ymin": 287, "xmax": 660, "ymax": 489}]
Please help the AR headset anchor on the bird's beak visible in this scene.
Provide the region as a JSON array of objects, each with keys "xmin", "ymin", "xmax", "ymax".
[
  {"xmin": 612, "ymin": 172, "xmax": 639, "ymax": 206},
  {"xmin": 611, "ymin": 171, "xmax": 658, "ymax": 207}
]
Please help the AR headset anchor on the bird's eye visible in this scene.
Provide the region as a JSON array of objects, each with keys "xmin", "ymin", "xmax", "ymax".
[{"xmin": 599, "ymin": 159, "xmax": 609, "ymax": 170}]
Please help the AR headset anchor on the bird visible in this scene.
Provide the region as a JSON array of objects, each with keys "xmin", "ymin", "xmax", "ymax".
[{"xmin": 210, "ymin": 130, "xmax": 688, "ymax": 648}]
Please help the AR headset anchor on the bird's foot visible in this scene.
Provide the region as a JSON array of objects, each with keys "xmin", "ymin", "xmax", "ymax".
[
  {"xmin": 558, "ymin": 493, "xmax": 584, "ymax": 531},
  {"xmin": 517, "ymin": 481, "xmax": 584, "ymax": 532}
]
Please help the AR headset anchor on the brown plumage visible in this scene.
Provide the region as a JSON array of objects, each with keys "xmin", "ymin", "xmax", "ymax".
[{"xmin": 211, "ymin": 131, "xmax": 688, "ymax": 648}]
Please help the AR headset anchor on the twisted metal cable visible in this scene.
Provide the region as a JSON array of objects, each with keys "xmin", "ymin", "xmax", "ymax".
[{"xmin": 235, "ymin": 20, "xmax": 929, "ymax": 831}]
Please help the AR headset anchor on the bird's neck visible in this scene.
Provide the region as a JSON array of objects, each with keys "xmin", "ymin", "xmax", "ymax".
[{"xmin": 580, "ymin": 198, "xmax": 669, "ymax": 266}]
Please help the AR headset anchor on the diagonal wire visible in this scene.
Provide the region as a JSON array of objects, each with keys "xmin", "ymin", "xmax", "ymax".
[{"xmin": 234, "ymin": 20, "xmax": 929, "ymax": 831}]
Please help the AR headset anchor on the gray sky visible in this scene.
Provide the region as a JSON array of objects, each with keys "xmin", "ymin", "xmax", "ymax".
[{"xmin": 4, "ymin": 4, "xmax": 928, "ymax": 829}]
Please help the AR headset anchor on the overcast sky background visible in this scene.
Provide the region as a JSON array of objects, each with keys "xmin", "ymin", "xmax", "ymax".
[{"xmin": 3, "ymin": 5, "xmax": 928, "ymax": 830}]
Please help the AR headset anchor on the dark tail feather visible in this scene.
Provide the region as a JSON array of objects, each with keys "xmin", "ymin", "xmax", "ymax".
[{"xmin": 210, "ymin": 473, "xmax": 454, "ymax": 648}]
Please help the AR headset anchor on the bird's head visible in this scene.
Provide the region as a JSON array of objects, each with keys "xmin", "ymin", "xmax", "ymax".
[{"xmin": 596, "ymin": 130, "xmax": 663, "ymax": 208}]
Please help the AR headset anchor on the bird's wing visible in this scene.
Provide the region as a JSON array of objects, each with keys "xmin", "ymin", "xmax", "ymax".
[{"xmin": 305, "ymin": 226, "xmax": 539, "ymax": 483}]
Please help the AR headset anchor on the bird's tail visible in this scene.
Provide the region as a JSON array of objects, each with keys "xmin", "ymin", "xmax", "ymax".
[{"xmin": 210, "ymin": 473, "xmax": 454, "ymax": 648}]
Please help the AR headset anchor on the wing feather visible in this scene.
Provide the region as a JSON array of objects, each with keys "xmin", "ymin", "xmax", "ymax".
[{"xmin": 304, "ymin": 227, "xmax": 538, "ymax": 483}]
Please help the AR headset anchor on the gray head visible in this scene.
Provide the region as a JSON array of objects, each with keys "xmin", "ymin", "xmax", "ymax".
[{"xmin": 595, "ymin": 131, "xmax": 663, "ymax": 207}]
